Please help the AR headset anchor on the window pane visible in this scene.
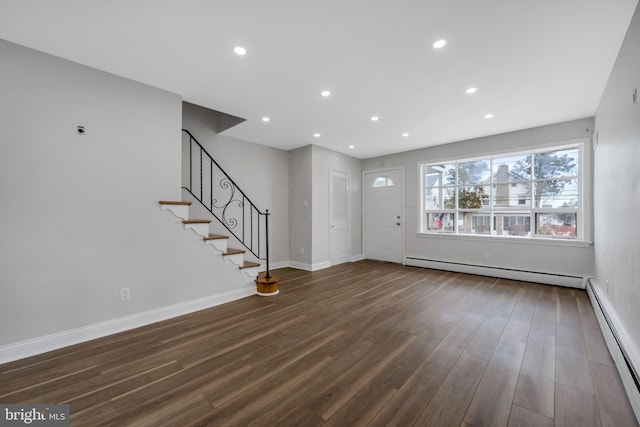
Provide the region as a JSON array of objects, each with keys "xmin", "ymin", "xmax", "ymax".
[
  {"xmin": 425, "ymin": 164, "xmax": 455, "ymax": 187},
  {"xmin": 495, "ymin": 214, "xmax": 531, "ymax": 236},
  {"xmin": 419, "ymin": 142, "xmax": 581, "ymax": 240},
  {"xmin": 425, "ymin": 186, "xmax": 456, "ymax": 209},
  {"xmin": 426, "ymin": 212, "xmax": 455, "ymax": 232},
  {"xmin": 460, "ymin": 212, "xmax": 491, "ymax": 234},
  {"xmin": 493, "ymin": 181, "xmax": 531, "ymax": 208},
  {"xmin": 536, "ymin": 213, "xmax": 577, "ymax": 237},
  {"xmin": 458, "ymin": 185, "xmax": 488, "ymax": 209},
  {"xmin": 457, "ymin": 160, "xmax": 490, "ymax": 185},
  {"xmin": 534, "ymin": 178, "xmax": 578, "ymax": 208},
  {"xmin": 534, "ymin": 147, "xmax": 579, "ymax": 179},
  {"xmin": 494, "ymin": 154, "xmax": 532, "ymax": 180},
  {"xmin": 373, "ymin": 176, "xmax": 394, "ymax": 187}
]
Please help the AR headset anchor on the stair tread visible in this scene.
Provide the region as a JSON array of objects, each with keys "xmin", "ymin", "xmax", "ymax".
[
  {"xmin": 240, "ymin": 261, "xmax": 260, "ymax": 269},
  {"xmin": 203, "ymin": 234, "xmax": 229, "ymax": 241},
  {"xmin": 159, "ymin": 200, "xmax": 192, "ymax": 205},
  {"xmin": 224, "ymin": 248, "xmax": 246, "ymax": 255},
  {"xmin": 183, "ymin": 219, "xmax": 211, "ymax": 224}
]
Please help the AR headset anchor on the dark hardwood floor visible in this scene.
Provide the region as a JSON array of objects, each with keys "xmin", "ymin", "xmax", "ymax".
[{"xmin": 1, "ymin": 261, "xmax": 637, "ymax": 426}]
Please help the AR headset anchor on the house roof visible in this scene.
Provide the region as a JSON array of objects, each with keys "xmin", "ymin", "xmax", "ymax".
[{"xmin": 0, "ymin": 1, "xmax": 637, "ymax": 158}]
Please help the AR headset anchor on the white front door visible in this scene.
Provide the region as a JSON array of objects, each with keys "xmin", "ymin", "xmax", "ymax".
[
  {"xmin": 330, "ymin": 170, "xmax": 351, "ymax": 265},
  {"xmin": 364, "ymin": 168, "xmax": 403, "ymax": 263}
]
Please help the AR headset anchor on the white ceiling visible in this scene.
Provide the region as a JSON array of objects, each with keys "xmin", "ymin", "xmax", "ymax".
[{"xmin": 1, "ymin": 0, "xmax": 637, "ymax": 158}]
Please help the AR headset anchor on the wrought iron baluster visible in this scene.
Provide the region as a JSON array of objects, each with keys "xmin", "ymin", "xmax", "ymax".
[
  {"xmin": 181, "ymin": 129, "xmax": 270, "ymax": 265},
  {"xmin": 189, "ymin": 137, "xmax": 193, "ymax": 192},
  {"xmin": 264, "ymin": 210, "xmax": 270, "ymax": 279},
  {"xmin": 210, "ymin": 158, "xmax": 213, "ymax": 211}
]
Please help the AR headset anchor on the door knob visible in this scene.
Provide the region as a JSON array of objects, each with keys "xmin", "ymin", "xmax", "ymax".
[{"xmin": 396, "ymin": 222, "xmax": 401, "ymax": 226}]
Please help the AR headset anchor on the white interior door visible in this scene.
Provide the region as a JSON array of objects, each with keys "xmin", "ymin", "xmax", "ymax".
[
  {"xmin": 330, "ymin": 170, "xmax": 351, "ymax": 265},
  {"xmin": 364, "ymin": 168, "xmax": 403, "ymax": 263}
]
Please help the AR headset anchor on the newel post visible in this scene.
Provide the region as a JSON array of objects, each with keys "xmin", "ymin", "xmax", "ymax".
[
  {"xmin": 256, "ymin": 209, "xmax": 279, "ymax": 296},
  {"xmin": 264, "ymin": 209, "xmax": 271, "ymax": 280}
]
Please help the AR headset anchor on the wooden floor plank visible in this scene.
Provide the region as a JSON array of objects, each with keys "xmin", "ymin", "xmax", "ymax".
[
  {"xmin": 368, "ymin": 361, "xmax": 449, "ymax": 427},
  {"xmin": 321, "ymin": 379, "xmax": 396, "ymax": 427},
  {"xmin": 426, "ymin": 312, "xmax": 485, "ymax": 369},
  {"xmin": 507, "ymin": 404, "xmax": 553, "ymax": 427},
  {"xmin": 463, "ymin": 338, "xmax": 526, "ymax": 427},
  {"xmin": 414, "ymin": 353, "xmax": 488, "ymax": 426},
  {"xmin": 589, "ymin": 361, "xmax": 639, "ymax": 427},
  {"xmin": 554, "ymin": 383, "xmax": 601, "ymax": 427},
  {"xmin": 513, "ymin": 332, "xmax": 556, "ymax": 418},
  {"xmin": 0, "ymin": 261, "xmax": 636, "ymax": 426}
]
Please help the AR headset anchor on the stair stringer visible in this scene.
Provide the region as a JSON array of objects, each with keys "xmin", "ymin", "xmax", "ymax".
[
  {"xmin": 181, "ymin": 189, "xmax": 263, "ymax": 271},
  {"xmin": 160, "ymin": 199, "xmax": 260, "ymax": 279}
]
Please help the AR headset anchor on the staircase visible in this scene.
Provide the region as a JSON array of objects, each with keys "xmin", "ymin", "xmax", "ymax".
[
  {"xmin": 159, "ymin": 201, "xmax": 262, "ymax": 275},
  {"xmin": 158, "ymin": 130, "xmax": 279, "ymax": 296}
]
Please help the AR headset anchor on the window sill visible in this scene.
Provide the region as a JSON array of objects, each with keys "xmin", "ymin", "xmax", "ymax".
[{"xmin": 416, "ymin": 231, "xmax": 593, "ymax": 248}]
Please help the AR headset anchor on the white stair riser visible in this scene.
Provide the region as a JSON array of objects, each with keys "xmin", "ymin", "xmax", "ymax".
[
  {"xmin": 205, "ymin": 239, "xmax": 227, "ymax": 252},
  {"xmin": 184, "ymin": 222, "xmax": 209, "ymax": 237},
  {"xmin": 161, "ymin": 204, "xmax": 189, "ymax": 220},
  {"xmin": 223, "ymin": 253, "xmax": 244, "ymax": 267},
  {"xmin": 242, "ymin": 267, "xmax": 259, "ymax": 279}
]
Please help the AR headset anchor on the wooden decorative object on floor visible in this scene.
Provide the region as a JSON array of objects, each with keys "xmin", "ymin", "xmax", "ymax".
[{"xmin": 256, "ymin": 272, "xmax": 279, "ymax": 296}]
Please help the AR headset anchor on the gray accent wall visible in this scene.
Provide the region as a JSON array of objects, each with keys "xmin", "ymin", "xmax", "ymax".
[
  {"xmin": 594, "ymin": 2, "xmax": 640, "ymax": 369},
  {"xmin": 289, "ymin": 146, "xmax": 313, "ymax": 266},
  {"xmin": 362, "ymin": 118, "xmax": 595, "ymax": 279}
]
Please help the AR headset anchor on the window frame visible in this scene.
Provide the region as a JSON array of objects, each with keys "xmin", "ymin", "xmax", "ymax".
[{"xmin": 418, "ymin": 139, "xmax": 588, "ymax": 242}]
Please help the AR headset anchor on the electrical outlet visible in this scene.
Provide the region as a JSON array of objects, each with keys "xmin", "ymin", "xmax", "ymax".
[
  {"xmin": 300, "ymin": 247, "xmax": 304, "ymax": 254},
  {"xmin": 120, "ymin": 288, "xmax": 130, "ymax": 301},
  {"xmin": 485, "ymin": 252, "xmax": 492, "ymax": 261}
]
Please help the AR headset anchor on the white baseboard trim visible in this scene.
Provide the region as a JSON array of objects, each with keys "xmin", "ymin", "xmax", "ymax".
[
  {"xmin": 260, "ymin": 261, "xmax": 290, "ymax": 271},
  {"xmin": 587, "ymin": 279, "xmax": 640, "ymax": 422},
  {"xmin": 288, "ymin": 261, "xmax": 332, "ymax": 272},
  {"xmin": 405, "ymin": 257, "xmax": 585, "ymax": 288},
  {"xmin": 288, "ymin": 261, "xmax": 311, "ymax": 271},
  {"xmin": 350, "ymin": 254, "xmax": 365, "ymax": 262},
  {"xmin": 0, "ymin": 286, "xmax": 256, "ymax": 365}
]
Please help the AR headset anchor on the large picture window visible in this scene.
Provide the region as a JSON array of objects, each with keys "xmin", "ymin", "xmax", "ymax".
[{"xmin": 420, "ymin": 143, "xmax": 582, "ymax": 239}]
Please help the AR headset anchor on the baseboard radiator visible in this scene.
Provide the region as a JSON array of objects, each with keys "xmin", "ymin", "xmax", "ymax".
[
  {"xmin": 587, "ymin": 279, "xmax": 640, "ymax": 421},
  {"xmin": 405, "ymin": 257, "xmax": 585, "ymax": 289}
]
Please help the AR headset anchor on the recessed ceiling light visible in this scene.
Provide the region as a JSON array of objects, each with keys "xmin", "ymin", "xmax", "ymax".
[
  {"xmin": 262, "ymin": 116, "xmax": 270, "ymax": 122},
  {"xmin": 433, "ymin": 39, "xmax": 446, "ymax": 49},
  {"xmin": 371, "ymin": 116, "xmax": 379, "ymax": 122},
  {"xmin": 348, "ymin": 145, "xmax": 355, "ymax": 149},
  {"xmin": 313, "ymin": 133, "xmax": 321, "ymax": 138},
  {"xmin": 234, "ymin": 46, "xmax": 247, "ymax": 56},
  {"xmin": 484, "ymin": 113, "xmax": 494, "ymax": 119},
  {"xmin": 402, "ymin": 132, "xmax": 410, "ymax": 137},
  {"xmin": 321, "ymin": 90, "xmax": 331, "ymax": 97},
  {"xmin": 466, "ymin": 87, "xmax": 478, "ymax": 94}
]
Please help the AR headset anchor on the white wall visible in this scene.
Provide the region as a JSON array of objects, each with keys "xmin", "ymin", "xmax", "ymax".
[
  {"xmin": 362, "ymin": 118, "xmax": 595, "ymax": 280},
  {"xmin": 182, "ymin": 103, "xmax": 290, "ymax": 266},
  {"xmin": 0, "ymin": 41, "xmax": 255, "ymax": 358},
  {"xmin": 593, "ymin": 1, "xmax": 640, "ymax": 375}
]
